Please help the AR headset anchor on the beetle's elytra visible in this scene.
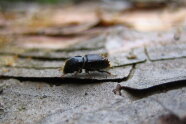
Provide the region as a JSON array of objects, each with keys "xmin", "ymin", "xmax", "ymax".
[{"xmin": 63, "ymin": 54, "xmax": 110, "ymax": 75}]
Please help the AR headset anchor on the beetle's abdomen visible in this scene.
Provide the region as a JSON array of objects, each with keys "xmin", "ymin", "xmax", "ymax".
[{"xmin": 83, "ymin": 54, "xmax": 110, "ymax": 69}]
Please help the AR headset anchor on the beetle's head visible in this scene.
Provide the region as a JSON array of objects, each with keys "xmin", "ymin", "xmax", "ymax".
[{"xmin": 63, "ymin": 57, "xmax": 82, "ymax": 74}]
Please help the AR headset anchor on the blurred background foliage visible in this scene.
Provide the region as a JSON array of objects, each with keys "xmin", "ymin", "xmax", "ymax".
[{"xmin": 0, "ymin": 0, "xmax": 91, "ymax": 4}]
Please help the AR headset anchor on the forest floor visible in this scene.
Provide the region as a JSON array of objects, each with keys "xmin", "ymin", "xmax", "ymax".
[{"xmin": 0, "ymin": 1, "xmax": 186, "ymax": 124}]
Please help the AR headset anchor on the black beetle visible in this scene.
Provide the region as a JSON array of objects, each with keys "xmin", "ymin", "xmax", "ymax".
[{"xmin": 63, "ymin": 54, "xmax": 110, "ymax": 75}]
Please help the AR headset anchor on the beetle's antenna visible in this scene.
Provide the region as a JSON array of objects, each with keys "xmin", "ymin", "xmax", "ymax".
[
  {"xmin": 59, "ymin": 67, "xmax": 63, "ymax": 71},
  {"xmin": 109, "ymin": 61, "xmax": 112, "ymax": 68},
  {"xmin": 101, "ymin": 53, "xmax": 108, "ymax": 58}
]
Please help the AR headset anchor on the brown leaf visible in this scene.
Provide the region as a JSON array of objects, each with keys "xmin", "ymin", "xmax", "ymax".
[
  {"xmin": 98, "ymin": 7, "xmax": 186, "ymax": 31},
  {"xmin": 14, "ymin": 35, "xmax": 92, "ymax": 49}
]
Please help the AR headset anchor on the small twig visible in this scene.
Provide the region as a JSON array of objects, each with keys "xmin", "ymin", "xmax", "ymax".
[{"xmin": 113, "ymin": 79, "xmax": 186, "ymax": 97}]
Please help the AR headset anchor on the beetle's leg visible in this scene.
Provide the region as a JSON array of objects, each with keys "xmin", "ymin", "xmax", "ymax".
[
  {"xmin": 85, "ymin": 69, "xmax": 90, "ymax": 75},
  {"xmin": 79, "ymin": 69, "xmax": 82, "ymax": 73},
  {"xmin": 97, "ymin": 70, "xmax": 112, "ymax": 75},
  {"xmin": 85, "ymin": 69, "xmax": 92, "ymax": 77},
  {"xmin": 74, "ymin": 68, "xmax": 82, "ymax": 76},
  {"xmin": 61, "ymin": 74, "xmax": 65, "ymax": 77},
  {"xmin": 74, "ymin": 71, "xmax": 79, "ymax": 76}
]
